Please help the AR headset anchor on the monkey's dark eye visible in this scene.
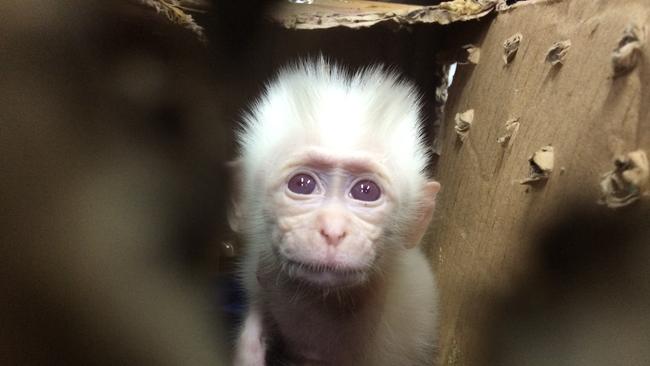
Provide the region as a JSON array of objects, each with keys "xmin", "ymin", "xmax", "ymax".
[
  {"xmin": 349, "ymin": 180, "xmax": 381, "ymax": 202},
  {"xmin": 288, "ymin": 173, "xmax": 317, "ymax": 195}
]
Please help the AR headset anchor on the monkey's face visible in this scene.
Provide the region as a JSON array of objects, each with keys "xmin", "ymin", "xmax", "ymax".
[
  {"xmin": 238, "ymin": 60, "xmax": 438, "ymax": 288},
  {"xmin": 267, "ymin": 147, "xmax": 396, "ymax": 288}
]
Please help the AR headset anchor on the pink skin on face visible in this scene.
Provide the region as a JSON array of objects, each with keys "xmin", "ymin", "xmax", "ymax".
[{"xmin": 268, "ymin": 148, "xmax": 393, "ymax": 286}]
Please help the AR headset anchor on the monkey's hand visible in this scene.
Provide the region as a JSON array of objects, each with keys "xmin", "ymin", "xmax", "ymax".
[{"xmin": 233, "ymin": 308, "xmax": 266, "ymax": 366}]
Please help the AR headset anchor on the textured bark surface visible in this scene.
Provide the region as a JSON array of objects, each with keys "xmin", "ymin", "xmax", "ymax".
[
  {"xmin": 270, "ymin": 0, "xmax": 497, "ymax": 30},
  {"xmin": 428, "ymin": 0, "xmax": 650, "ymax": 364}
]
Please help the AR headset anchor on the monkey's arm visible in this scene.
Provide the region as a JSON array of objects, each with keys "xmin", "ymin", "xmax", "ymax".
[{"xmin": 233, "ymin": 306, "xmax": 267, "ymax": 366}]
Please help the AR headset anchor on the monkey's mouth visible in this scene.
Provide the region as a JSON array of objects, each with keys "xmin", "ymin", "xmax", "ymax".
[{"xmin": 282, "ymin": 259, "xmax": 368, "ymax": 287}]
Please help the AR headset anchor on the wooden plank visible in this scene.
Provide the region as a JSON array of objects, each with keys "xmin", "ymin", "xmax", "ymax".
[{"xmin": 428, "ymin": 0, "xmax": 650, "ymax": 364}]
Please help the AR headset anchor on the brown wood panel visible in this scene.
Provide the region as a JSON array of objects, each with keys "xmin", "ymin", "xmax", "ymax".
[{"xmin": 428, "ymin": 1, "xmax": 650, "ymax": 364}]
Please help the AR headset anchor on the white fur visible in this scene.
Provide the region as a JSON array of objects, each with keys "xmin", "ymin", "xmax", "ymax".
[
  {"xmin": 233, "ymin": 59, "xmax": 438, "ymax": 366},
  {"xmin": 238, "ymin": 58, "xmax": 430, "ymax": 211}
]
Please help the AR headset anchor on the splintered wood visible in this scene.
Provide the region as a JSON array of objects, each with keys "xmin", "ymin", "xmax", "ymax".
[
  {"xmin": 270, "ymin": 0, "xmax": 498, "ymax": 30},
  {"xmin": 137, "ymin": 0, "xmax": 207, "ymax": 42},
  {"xmin": 520, "ymin": 145, "xmax": 554, "ymax": 184},
  {"xmin": 502, "ymin": 33, "xmax": 522, "ymax": 64},
  {"xmin": 497, "ymin": 117, "xmax": 520, "ymax": 146},
  {"xmin": 545, "ymin": 40, "xmax": 571, "ymax": 65},
  {"xmin": 612, "ymin": 24, "xmax": 646, "ymax": 76},
  {"xmin": 454, "ymin": 109, "xmax": 475, "ymax": 142},
  {"xmin": 599, "ymin": 150, "xmax": 649, "ymax": 208},
  {"xmin": 463, "ymin": 45, "xmax": 482, "ymax": 64}
]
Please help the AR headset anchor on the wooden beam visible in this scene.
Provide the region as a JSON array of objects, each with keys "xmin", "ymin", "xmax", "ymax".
[{"xmin": 269, "ymin": 0, "xmax": 498, "ymax": 30}]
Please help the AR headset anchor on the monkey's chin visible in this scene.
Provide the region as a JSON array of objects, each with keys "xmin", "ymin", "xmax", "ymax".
[{"xmin": 283, "ymin": 260, "xmax": 369, "ymax": 288}]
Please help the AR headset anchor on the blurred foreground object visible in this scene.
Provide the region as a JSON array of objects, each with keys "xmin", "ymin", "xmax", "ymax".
[
  {"xmin": 0, "ymin": 1, "xmax": 228, "ymax": 365},
  {"xmin": 488, "ymin": 202, "xmax": 650, "ymax": 366}
]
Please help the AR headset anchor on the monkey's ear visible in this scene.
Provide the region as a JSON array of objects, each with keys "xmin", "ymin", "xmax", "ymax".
[
  {"xmin": 405, "ymin": 181, "xmax": 441, "ymax": 249},
  {"xmin": 227, "ymin": 159, "xmax": 243, "ymax": 233}
]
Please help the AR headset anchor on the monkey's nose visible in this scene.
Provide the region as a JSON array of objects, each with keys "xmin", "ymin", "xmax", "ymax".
[{"xmin": 320, "ymin": 228, "xmax": 347, "ymax": 246}]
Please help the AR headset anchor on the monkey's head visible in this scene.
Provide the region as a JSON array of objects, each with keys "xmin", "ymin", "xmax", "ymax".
[{"xmin": 234, "ymin": 59, "xmax": 440, "ymax": 288}]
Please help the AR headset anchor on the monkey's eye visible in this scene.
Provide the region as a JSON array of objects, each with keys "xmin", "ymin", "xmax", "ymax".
[
  {"xmin": 288, "ymin": 173, "xmax": 317, "ymax": 195},
  {"xmin": 349, "ymin": 180, "xmax": 381, "ymax": 202}
]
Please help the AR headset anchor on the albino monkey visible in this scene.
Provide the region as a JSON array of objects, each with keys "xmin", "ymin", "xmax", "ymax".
[{"xmin": 232, "ymin": 59, "xmax": 441, "ymax": 366}]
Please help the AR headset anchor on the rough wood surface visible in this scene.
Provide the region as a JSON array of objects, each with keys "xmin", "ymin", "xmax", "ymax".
[
  {"xmin": 137, "ymin": 0, "xmax": 208, "ymax": 42},
  {"xmin": 270, "ymin": 0, "xmax": 497, "ymax": 29},
  {"xmin": 428, "ymin": 0, "xmax": 650, "ymax": 364}
]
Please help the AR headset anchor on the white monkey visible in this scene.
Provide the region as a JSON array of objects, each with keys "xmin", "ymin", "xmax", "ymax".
[{"xmin": 232, "ymin": 59, "xmax": 441, "ymax": 366}]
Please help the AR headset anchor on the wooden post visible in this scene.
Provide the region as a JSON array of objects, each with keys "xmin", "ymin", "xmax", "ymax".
[{"xmin": 429, "ymin": 0, "xmax": 650, "ymax": 364}]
